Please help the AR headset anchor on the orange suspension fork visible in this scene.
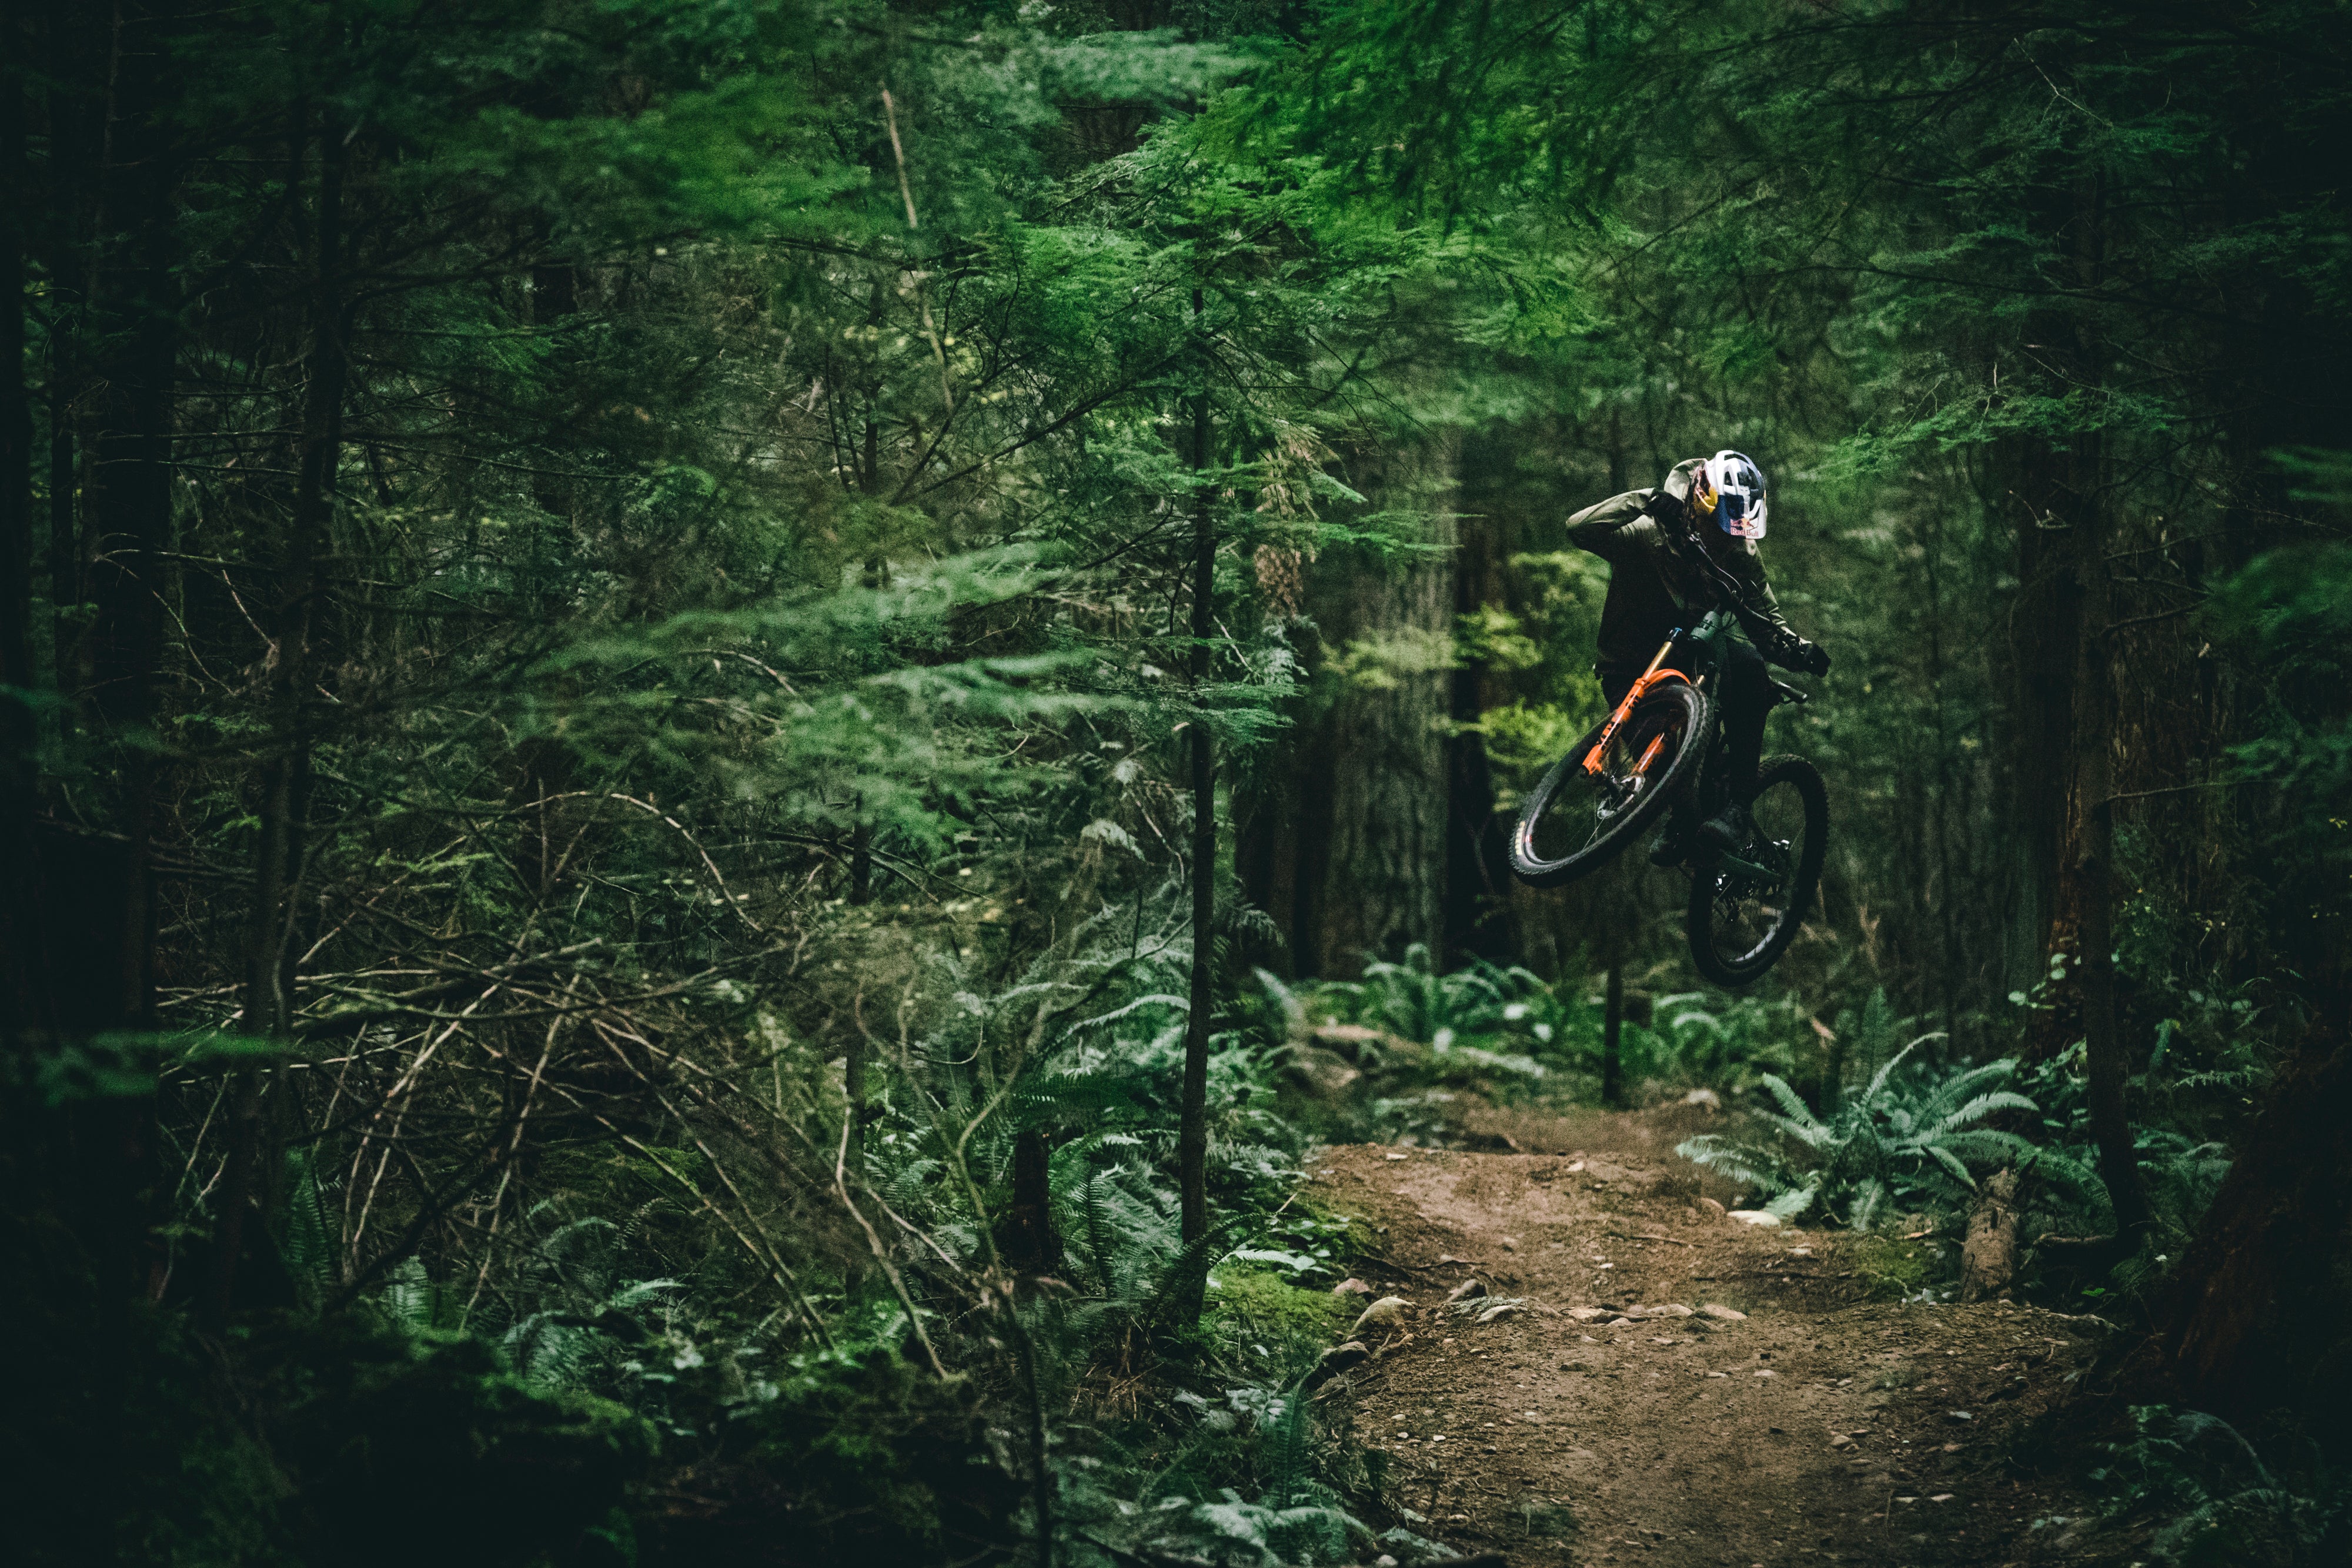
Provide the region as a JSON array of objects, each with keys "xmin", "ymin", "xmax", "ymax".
[{"xmin": 1583, "ymin": 636, "xmax": 1690, "ymax": 777}]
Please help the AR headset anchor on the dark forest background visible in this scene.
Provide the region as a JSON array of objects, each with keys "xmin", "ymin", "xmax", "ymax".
[{"xmin": 4, "ymin": 2, "xmax": 2350, "ymax": 1564}]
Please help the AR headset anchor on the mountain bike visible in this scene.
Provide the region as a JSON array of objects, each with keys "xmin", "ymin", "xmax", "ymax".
[{"xmin": 1505, "ymin": 609, "xmax": 1829, "ymax": 988}]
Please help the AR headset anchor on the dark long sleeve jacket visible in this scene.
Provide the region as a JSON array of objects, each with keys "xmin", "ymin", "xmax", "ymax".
[{"xmin": 1565, "ymin": 457, "xmax": 1800, "ymax": 674}]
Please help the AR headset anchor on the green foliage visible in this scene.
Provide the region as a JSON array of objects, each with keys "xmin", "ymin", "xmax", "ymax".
[
  {"xmin": 1060, "ymin": 1379, "xmax": 1371, "ymax": 1568},
  {"xmin": 2092, "ymin": 1406, "xmax": 2352, "ymax": 1568},
  {"xmin": 496, "ymin": 1215, "xmax": 682, "ymax": 1392},
  {"xmin": 1641, "ymin": 992, "xmax": 1809, "ymax": 1097},
  {"xmin": 5, "ymin": 1233, "xmax": 654, "ymax": 1568},
  {"xmin": 2018, "ymin": 1042, "xmax": 2239, "ymax": 1275},
  {"xmin": 268, "ymin": 1325, "xmax": 658, "ymax": 1568},
  {"xmin": 19, "ymin": 0, "xmax": 2352, "ymax": 1556},
  {"xmin": 1677, "ymin": 1037, "xmax": 2102, "ymax": 1230},
  {"xmin": 2207, "ymin": 538, "xmax": 2352, "ymax": 950},
  {"xmin": 1846, "ymin": 1233, "xmax": 1935, "ymax": 1301},
  {"xmin": 1305, "ymin": 944, "xmax": 1559, "ymax": 1072},
  {"xmin": 5, "ymin": 1221, "xmax": 291, "ymax": 1567},
  {"xmin": 1203, "ymin": 1267, "xmax": 1352, "ymax": 1368},
  {"xmin": 710, "ymin": 1349, "xmax": 1025, "ymax": 1567}
]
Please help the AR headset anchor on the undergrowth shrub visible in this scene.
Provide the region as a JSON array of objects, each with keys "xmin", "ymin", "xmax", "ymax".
[
  {"xmin": 263, "ymin": 1322, "xmax": 656, "ymax": 1568},
  {"xmin": 1641, "ymin": 991, "xmax": 1810, "ymax": 1096},
  {"xmin": 1678, "ymin": 1035, "xmax": 2103, "ymax": 1229},
  {"xmin": 1060, "ymin": 1382, "xmax": 1374, "ymax": 1567},
  {"xmin": 1291, "ymin": 947, "xmax": 1569, "ymax": 1101},
  {"xmin": 7, "ymin": 1237, "xmax": 657, "ymax": 1568},
  {"xmin": 650, "ymin": 1348, "xmax": 1025, "ymax": 1568},
  {"xmin": 2021, "ymin": 1041, "xmax": 2240, "ymax": 1295},
  {"xmin": 1204, "ymin": 1267, "xmax": 1354, "ymax": 1369},
  {"xmin": 1847, "ymin": 1233, "xmax": 1936, "ymax": 1299},
  {"xmin": 2092, "ymin": 1406, "xmax": 2352, "ymax": 1568},
  {"xmin": 1309, "ymin": 944, "xmax": 1553, "ymax": 1049}
]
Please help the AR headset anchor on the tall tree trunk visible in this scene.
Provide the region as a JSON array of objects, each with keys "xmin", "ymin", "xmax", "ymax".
[
  {"xmin": 2060, "ymin": 174, "xmax": 2147, "ymax": 1241},
  {"xmin": 2009, "ymin": 433, "xmax": 2084, "ymax": 1060},
  {"xmin": 2130, "ymin": 1009, "xmax": 2351, "ymax": 1418},
  {"xmin": 994, "ymin": 1128, "xmax": 1064, "ymax": 1276},
  {"xmin": 1441, "ymin": 453, "xmax": 1510, "ymax": 968},
  {"xmin": 0, "ymin": 0, "xmax": 28, "ymax": 711},
  {"xmin": 209, "ymin": 113, "xmax": 346, "ymax": 1324},
  {"xmin": 1174, "ymin": 289, "xmax": 1214, "ymax": 1323},
  {"xmin": 850, "ymin": 404, "xmax": 883, "ymax": 909},
  {"xmin": 1284, "ymin": 431, "xmax": 1459, "ymax": 978},
  {"xmin": 42, "ymin": 0, "xmax": 101, "ymax": 710},
  {"xmin": 0, "ymin": 0, "xmax": 38, "ymax": 1048},
  {"xmin": 2069, "ymin": 459, "xmax": 2146, "ymax": 1241},
  {"xmin": 32, "ymin": 0, "xmax": 182, "ymax": 1305},
  {"xmin": 81, "ymin": 0, "xmax": 181, "ymax": 1037}
]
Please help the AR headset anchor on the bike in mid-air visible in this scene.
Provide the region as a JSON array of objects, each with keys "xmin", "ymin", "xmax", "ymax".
[{"xmin": 1504, "ymin": 607, "xmax": 1828, "ymax": 988}]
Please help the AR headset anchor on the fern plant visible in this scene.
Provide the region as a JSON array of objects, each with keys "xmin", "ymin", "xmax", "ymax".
[
  {"xmin": 1311, "ymin": 944, "xmax": 1556, "ymax": 1051},
  {"xmin": 1676, "ymin": 1036, "xmax": 2106, "ymax": 1228},
  {"xmin": 1055, "ymin": 1386, "xmax": 1367, "ymax": 1568},
  {"xmin": 274, "ymin": 1148, "xmax": 338, "ymax": 1313},
  {"xmin": 2094, "ymin": 1405, "xmax": 2352, "ymax": 1567},
  {"xmin": 495, "ymin": 1214, "xmax": 681, "ymax": 1391},
  {"xmin": 1648, "ymin": 990, "xmax": 1811, "ymax": 1095}
]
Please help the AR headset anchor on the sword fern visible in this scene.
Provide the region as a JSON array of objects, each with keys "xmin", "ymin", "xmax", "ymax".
[{"xmin": 1678, "ymin": 1036, "xmax": 2107, "ymax": 1228}]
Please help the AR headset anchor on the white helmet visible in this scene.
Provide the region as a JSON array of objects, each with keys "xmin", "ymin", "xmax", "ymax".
[{"xmin": 1693, "ymin": 450, "xmax": 1769, "ymax": 540}]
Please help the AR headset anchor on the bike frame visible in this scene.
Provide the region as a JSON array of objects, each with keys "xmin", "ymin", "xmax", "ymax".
[
  {"xmin": 1579, "ymin": 612, "xmax": 1736, "ymax": 780},
  {"xmin": 1575, "ymin": 613, "xmax": 1791, "ymax": 883}
]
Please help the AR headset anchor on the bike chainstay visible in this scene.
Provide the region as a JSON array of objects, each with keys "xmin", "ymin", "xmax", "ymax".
[{"xmin": 1712, "ymin": 834, "xmax": 1790, "ymax": 893}]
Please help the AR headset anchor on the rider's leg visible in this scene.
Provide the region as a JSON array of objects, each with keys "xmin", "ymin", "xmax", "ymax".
[
  {"xmin": 1700, "ymin": 640, "xmax": 1770, "ymax": 852},
  {"xmin": 1719, "ymin": 638, "xmax": 1770, "ymax": 787}
]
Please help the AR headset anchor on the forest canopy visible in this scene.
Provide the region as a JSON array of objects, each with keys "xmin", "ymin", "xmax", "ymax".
[{"xmin": 5, "ymin": 2, "xmax": 2350, "ymax": 1565}]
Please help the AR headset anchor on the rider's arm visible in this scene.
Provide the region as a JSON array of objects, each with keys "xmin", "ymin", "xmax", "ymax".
[
  {"xmin": 1725, "ymin": 540, "xmax": 1798, "ymax": 643},
  {"xmin": 1723, "ymin": 541, "xmax": 1830, "ymax": 673},
  {"xmin": 1563, "ymin": 489, "xmax": 1659, "ymax": 563}
]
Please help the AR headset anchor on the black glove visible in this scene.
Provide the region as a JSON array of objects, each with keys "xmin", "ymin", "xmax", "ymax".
[{"xmin": 1796, "ymin": 639, "xmax": 1832, "ymax": 677}]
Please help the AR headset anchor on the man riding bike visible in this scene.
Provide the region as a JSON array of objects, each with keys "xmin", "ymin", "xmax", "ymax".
[{"xmin": 1563, "ymin": 450, "xmax": 1830, "ymax": 862}]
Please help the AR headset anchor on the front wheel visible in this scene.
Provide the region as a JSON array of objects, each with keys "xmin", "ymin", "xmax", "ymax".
[
  {"xmin": 1508, "ymin": 682, "xmax": 1715, "ymax": 889},
  {"xmin": 1686, "ymin": 754, "xmax": 1829, "ymax": 987}
]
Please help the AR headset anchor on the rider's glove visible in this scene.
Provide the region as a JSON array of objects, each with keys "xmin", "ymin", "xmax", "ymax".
[{"xmin": 1795, "ymin": 639, "xmax": 1832, "ymax": 677}]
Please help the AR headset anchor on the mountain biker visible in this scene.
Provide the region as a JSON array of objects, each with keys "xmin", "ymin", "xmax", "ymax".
[{"xmin": 1563, "ymin": 450, "xmax": 1830, "ymax": 862}]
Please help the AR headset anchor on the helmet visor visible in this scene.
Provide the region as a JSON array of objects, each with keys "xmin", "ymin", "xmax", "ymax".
[{"xmin": 1716, "ymin": 486, "xmax": 1768, "ymax": 540}]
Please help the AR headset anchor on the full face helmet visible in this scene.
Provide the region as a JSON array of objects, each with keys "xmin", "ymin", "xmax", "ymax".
[{"xmin": 1689, "ymin": 449, "xmax": 1769, "ymax": 540}]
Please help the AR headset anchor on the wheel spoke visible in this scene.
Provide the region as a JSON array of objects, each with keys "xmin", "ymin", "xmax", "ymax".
[{"xmin": 1513, "ymin": 684, "xmax": 1710, "ymax": 888}]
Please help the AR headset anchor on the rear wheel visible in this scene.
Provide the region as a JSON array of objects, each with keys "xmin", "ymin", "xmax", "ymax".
[
  {"xmin": 1686, "ymin": 753, "xmax": 1828, "ymax": 987},
  {"xmin": 1508, "ymin": 682, "xmax": 1714, "ymax": 889}
]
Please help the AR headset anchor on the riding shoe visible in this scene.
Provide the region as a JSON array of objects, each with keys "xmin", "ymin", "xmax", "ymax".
[
  {"xmin": 1698, "ymin": 800, "xmax": 1755, "ymax": 857},
  {"xmin": 1648, "ymin": 813, "xmax": 1694, "ymax": 867}
]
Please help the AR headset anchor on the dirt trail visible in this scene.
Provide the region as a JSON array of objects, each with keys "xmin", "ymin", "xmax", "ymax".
[{"xmin": 1311, "ymin": 1104, "xmax": 2104, "ymax": 1567}]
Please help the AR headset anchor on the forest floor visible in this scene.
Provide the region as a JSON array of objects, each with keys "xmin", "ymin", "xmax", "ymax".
[{"xmin": 1308, "ymin": 1101, "xmax": 2113, "ymax": 1568}]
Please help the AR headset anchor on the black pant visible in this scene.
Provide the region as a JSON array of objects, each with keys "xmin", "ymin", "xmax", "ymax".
[{"xmin": 1601, "ymin": 636, "xmax": 1769, "ymax": 794}]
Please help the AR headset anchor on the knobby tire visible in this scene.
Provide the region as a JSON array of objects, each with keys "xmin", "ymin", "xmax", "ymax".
[
  {"xmin": 1686, "ymin": 753, "xmax": 1829, "ymax": 987},
  {"xmin": 1508, "ymin": 682, "xmax": 1715, "ymax": 890}
]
